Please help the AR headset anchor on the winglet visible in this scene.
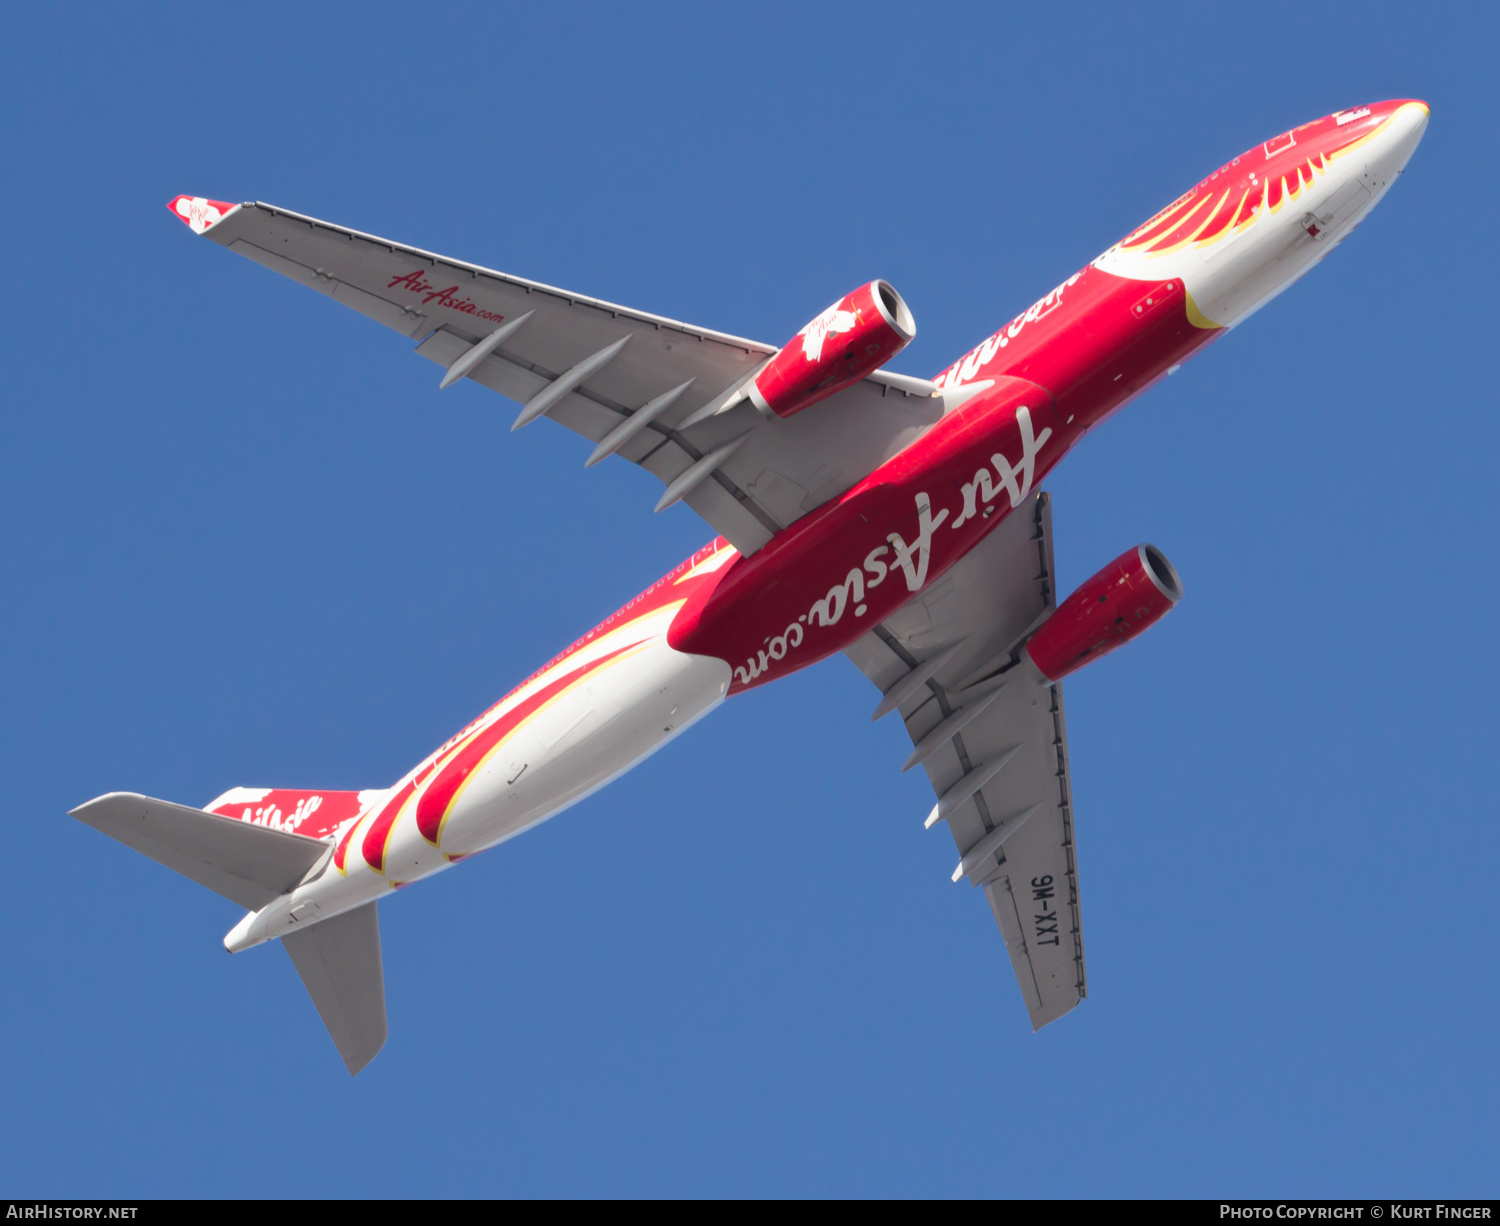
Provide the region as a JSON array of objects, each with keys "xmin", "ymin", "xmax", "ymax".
[{"xmin": 167, "ymin": 195, "xmax": 238, "ymax": 235}]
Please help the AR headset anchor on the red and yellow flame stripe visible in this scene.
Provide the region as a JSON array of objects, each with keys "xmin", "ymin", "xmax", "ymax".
[
  {"xmin": 413, "ymin": 640, "xmax": 643, "ymax": 848},
  {"xmin": 330, "ymin": 537, "xmax": 739, "ymax": 877}
]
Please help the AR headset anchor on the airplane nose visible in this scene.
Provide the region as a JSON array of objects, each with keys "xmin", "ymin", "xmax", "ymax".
[
  {"xmin": 1323, "ymin": 100, "xmax": 1430, "ymax": 219},
  {"xmin": 1373, "ymin": 99, "xmax": 1431, "ymax": 174}
]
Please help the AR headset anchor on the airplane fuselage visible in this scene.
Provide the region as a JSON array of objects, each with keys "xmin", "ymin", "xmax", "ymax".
[{"xmin": 224, "ymin": 100, "xmax": 1428, "ymax": 953}]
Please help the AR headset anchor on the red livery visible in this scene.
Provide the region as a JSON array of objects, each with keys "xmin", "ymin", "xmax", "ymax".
[
  {"xmin": 749, "ymin": 280, "xmax": 916, "ymax": 419},
  {"xmin": 1024, "ymin": 545, "xmax": 1183, "ymax": 682},
  {"xmin": 75, "ymin": 101, "xmax": 1430, "ymax": 1073}
]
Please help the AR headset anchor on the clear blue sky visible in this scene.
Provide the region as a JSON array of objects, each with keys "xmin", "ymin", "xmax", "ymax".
[{"xmin": 2, "ymin": 1, "xmax": 1494, "ymax": 1198}]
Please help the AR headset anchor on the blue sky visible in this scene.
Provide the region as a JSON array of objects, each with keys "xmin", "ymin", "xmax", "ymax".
[{"xmin": 2, "ymin": 1, "xmax": 1495, "ymax": 1198}]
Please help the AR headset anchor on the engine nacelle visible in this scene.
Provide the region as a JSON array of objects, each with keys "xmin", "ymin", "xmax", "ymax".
[
  {"xmin": 1024, "ymin": 544, "xmax": 1183, "ymax": 681},
  {"xmin": 749, "ymin": 280, "xmax": 915, "ymax": 420}
]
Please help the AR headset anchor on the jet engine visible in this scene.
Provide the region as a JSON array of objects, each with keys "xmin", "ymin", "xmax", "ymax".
[
  {"xmin": 749, "ymin": 280, "xmax": 915, "ymax": 420},
  {"xmin": 1024, "ymin": 544, "xmax": 1183, "ymax": 681}
]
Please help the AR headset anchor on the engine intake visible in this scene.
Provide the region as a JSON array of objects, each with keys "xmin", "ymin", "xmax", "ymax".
[
  {"xmin": 1024, "ymin": 544, "xmax": 1183, "ymax": 681},
  {"xmin": 750, "ymin": 280, "xmax": 915, "ymax": 420}
]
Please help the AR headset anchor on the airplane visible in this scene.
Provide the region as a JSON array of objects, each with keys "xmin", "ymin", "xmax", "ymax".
[{"xmin": 74, "ymin": 99, "xmax": 1430, "ymax": 1074}]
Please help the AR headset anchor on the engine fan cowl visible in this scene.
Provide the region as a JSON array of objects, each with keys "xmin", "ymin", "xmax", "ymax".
[
  {"xmin": 750, "ymin": 280, "xmax": 915, "ymax": 420},
  {"xmin": 1024, "ymin": 544, "xmax": 1183, "ymax": 682}
]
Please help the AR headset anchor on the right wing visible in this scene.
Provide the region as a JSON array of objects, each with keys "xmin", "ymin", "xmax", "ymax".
[
  {"xmin": 173, "ymin": 196, "xmax": 952, "ymax": 555},
  {"xmin": 844, "ymin": 493, "xmax": 1087, "ymax": 1029}
]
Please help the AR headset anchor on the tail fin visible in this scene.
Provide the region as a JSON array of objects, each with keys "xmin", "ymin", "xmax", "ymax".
[
  {"xmin": 202, "ymin": 786, "xmax": 371, "ymax": 841},
  {"xmin": 71, "ymin": 790, "xmax": 388, "ymax": 1075}
]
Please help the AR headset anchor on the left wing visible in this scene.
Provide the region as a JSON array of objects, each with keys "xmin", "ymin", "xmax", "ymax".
[
  {"xmin": 170, "ymin": 196, "xmax": 948, "ymax": 555},
  {"xmin": 844, "ymin": 492, "xmax": 1087, "ymax": 1029}
]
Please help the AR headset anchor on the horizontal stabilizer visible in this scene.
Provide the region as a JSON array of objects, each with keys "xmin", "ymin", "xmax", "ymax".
[
  {"xmin": 283, "ymin": 901, "xmax": 387, "ymax": 1075},
  {"xmin": 70, "ymin": 792, "xmax": 329, "ymax": 911}
]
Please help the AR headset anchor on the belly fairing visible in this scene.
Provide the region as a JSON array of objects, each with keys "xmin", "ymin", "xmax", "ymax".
[{"xmin": 669, "ymin": 376, "xmax": 1068, "ymax": 691}]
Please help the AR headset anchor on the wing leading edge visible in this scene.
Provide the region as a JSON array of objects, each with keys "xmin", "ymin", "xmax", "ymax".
[{"xmin": 844, "ymin": 493, "xmax": 1086, "ymax": 1029}]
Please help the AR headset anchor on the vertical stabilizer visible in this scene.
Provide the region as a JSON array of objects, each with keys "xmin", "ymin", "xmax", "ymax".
[{"xmin": 283, "ymin": 902, "xmax": 387, "ymax": 1076}]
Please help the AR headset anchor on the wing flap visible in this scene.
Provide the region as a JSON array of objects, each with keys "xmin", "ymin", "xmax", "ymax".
[
  {"xmin": 987, "ymin": 872, "xmax": 1045, "ymax": 1014},
  {"xmin": 970, "ymin": 681, "xmax": 1085, "ymax": 1029}
]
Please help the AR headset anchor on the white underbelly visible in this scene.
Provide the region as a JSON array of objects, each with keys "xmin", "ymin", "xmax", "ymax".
[
  {"xmin": 233, "ymin": 644, "xmax": 732, "ymax": 949},
  {"xmin": 397, "ymin": 643, "xmax": 729, "ymax": 861}
]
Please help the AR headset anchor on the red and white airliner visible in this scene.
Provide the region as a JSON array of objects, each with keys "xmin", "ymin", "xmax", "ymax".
[{"xmin": 75, "ymin": 100, "xmax": 1429, "ymax": 1073}]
